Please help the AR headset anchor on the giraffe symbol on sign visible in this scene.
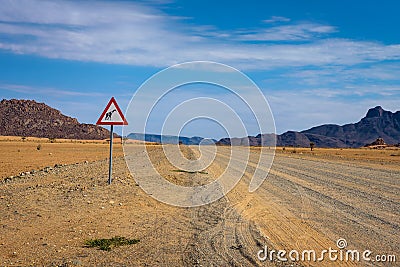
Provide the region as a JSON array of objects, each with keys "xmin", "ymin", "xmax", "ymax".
[{"xmin": 105, "ymin": 109, "xmax": 116, "ymax": 120}]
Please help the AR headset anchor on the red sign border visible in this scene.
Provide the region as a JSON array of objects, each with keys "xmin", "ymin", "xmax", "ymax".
[{"xmin": 96, "ymin": 97, "xmax": 128, "ymax": 125}]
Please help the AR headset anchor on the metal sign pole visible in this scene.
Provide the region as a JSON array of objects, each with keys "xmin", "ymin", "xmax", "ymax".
[
  {"xmin": 108, "ymin": 125, "xmax": 114, "ymax": 185},
  {"xmin": 96, "ymin": 97, "xmax": 127, "ymax": 185}
]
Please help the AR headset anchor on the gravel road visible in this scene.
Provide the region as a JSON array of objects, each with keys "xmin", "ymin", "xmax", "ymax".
[{"xmin": 0, "ymin": 144, "xmax": 398, "ymax": 266}]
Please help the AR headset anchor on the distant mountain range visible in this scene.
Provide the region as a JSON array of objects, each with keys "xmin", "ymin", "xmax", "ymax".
[
  {"xmin": 0, "ymin": 99, "xmax": 112, "ymax": 139},
  {"xmin": 128, "ymin": 106, "xmax": 399, "ymax": 148},
  {"xmin": 217, "ymin": 106, "xmax": 400, "ymax": 148},
  {"xmin": 127, "ymin": 133, "xmax": 216, "ymax": 145},
  {"xmin": 1, "ymin": 99, "xmax": 398, "ymax": 147}
]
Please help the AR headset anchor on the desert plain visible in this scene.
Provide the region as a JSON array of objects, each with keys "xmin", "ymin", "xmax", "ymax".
[{"xmin": 0, "ymin": 136, "xmax": 399, "ymax": 266}]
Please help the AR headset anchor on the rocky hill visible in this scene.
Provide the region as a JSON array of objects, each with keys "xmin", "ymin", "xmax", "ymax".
[
  {"xmin": 0, "ymin": 99, "xmax": 111, "ymax": 139},
  {"xmin": 217, "ymin": 106, "xmax": 400, "ymax": 148},
  {"xmin": 301, "ymin": 106, "xmax": 400, "ymax": 147}
]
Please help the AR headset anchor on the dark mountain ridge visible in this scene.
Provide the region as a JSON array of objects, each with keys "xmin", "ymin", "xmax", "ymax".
[
  {"xmin": 300, "ymin": 106, "xmax": 400, "ymax": 147},
  {"xmin": 217, "ymin": 106, "xmax": 400, "ymax": 148}
]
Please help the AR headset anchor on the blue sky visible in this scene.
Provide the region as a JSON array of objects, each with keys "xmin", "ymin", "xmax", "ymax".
[{"xmin": 0, "ymin": 0, "xmax": 399, "ymax": 138}]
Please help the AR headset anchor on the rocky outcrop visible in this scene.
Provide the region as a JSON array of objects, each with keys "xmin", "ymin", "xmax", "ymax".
[
  {"xmin": 364, "ymin": 138, "xmax": 387, "ymax": 147},
  {"xmin": 0, "ymin": 99, "xmax": 112, "ymax": 139}
]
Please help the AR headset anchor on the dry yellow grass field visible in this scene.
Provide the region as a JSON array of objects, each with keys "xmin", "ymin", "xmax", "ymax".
[
  {"xmin": 273, "ymin": 146, "xmax": 400, "ymax": 171},
  {"xmin": 1, "ymin": 136, "xmax": 399, "ymax": 179},
  {"xmin": 0, "ymin": 136, "xmax": 125, "ymax": 179}
]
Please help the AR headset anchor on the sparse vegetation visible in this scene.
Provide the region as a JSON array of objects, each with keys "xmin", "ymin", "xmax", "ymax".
[
  {"xmin": 310, "ymin": 142, "xmax": 315, "ymax": 151},
  {"xmin": 84, "ymin": 236, "xmax": 140, "ymax": 251}
]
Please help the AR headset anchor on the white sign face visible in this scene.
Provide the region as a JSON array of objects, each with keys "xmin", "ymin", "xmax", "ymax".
[{"xmin": 96, "ymin": 97, "xmax": 128, "ymax": 125}]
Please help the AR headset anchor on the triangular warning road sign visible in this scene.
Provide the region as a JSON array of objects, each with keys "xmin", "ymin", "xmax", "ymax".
[{"xmin": 96, "ymin": 97, "xmax": 128, "ymax": 125}]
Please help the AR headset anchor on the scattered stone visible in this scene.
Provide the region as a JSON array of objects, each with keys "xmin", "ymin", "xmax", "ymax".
[
  {"xmin": 72, "ymin": 259, "xmax": 82, "ymax": 265},
  {"xmin": 84, "ymin": 160, "xmax": 89, "ymax": 164},
  {"xmin": 229, "ymin": 244, "xmax": 243, "ymax": 250}
]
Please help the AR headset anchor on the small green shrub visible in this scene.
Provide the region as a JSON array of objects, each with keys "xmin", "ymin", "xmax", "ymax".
[
  {"xmin": 310, "ymin": 142, "xmax": 315, "ymax": 151},
  {"xmin": 84, "ymin": 236, "xmax": 140, "ymax": 251}
]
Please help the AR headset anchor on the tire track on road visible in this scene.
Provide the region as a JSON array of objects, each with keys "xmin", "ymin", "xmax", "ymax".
[{"xmin": 204, "ymin": 146, "xmax": 399, "ymax": 264}]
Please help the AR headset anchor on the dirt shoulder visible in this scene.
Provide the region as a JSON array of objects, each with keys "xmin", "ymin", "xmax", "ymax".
[{"xmin": 1, "ymin": 146, "xmax": 192, "ymax": 266}]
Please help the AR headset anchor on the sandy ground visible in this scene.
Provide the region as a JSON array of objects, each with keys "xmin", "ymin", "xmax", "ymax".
[
  {"xmin": 0, "ymin": 141, "xmax": 399, "ymax": 266},
  {"xmin": 0, "ymin": 141, "xmax": 124, "ymax": 179}
]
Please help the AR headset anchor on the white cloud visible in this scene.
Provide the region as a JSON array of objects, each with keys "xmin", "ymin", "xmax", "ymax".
[
  {"xmin": 236, "ymin": 23, "xmax": 337, "ymax": 41},
  {"xmin": 263, "ymin": 16, "xmax": 291, "ymax": 23},
  {"xmin": 301, "ymin": 86, "xmax": 400, "ymax": 98},
  {"xmin": 0, "ymin": 0, "xmax": 398, "ymax": 70},
  {"xmin": 0, "ymin": 83, "xmax": 106, "ymax": 97},
  {"xmin": 285, "ymin": 63, "xmax": 400, "ymax": 90},
  {"xmin": 0, "ymin": 0, "xmax": 399, "ymax": 136}
]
